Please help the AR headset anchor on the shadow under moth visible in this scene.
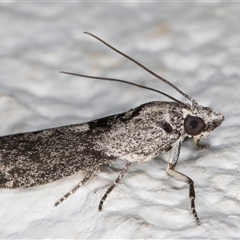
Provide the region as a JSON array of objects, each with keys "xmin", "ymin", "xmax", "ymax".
[{"xmin": 0, "ymin": 32, "xmax": 224, "ymax": 225}]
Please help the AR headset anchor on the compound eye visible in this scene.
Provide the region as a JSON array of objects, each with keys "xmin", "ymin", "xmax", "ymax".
[{"xmin": 184, "ymin": 116, "xmax": 205, "ymax": 136}]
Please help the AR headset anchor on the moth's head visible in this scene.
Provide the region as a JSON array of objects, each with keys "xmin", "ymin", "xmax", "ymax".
[{"xmin": 183, "ymin": 104, "xmax": 224, "ymax": 141}]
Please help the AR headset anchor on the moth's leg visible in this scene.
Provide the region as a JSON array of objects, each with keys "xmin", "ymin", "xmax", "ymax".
[
  {"xmin": 54, "ymin": 168, "xmax": 96, "ymax": 207},
  {"xmin": 167, "ymin": 140, "xmax": 201, "ymax": 225},
  {"xmin": 99, "ymin": 161, "xmax": 131, "ymax": 212},
  {"xmin": 193, "ymin": 138, "xmax": 209, "ymax": 150}
]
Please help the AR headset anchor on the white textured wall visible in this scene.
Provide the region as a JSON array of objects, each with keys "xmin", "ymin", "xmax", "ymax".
[{"xmin": 0, "ymin": 2, "xmax": 240, "ymax": 238}]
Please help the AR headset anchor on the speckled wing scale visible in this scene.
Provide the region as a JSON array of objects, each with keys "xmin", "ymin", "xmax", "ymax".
[{"xmin": 0, "ymin": 32, "xmax": 224, "ymax": 226}]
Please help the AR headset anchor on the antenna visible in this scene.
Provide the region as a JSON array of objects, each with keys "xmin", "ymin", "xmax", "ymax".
[
  {"xmin": 83, "ymin": 32, "xmax": 198, "ymax": 105},
  {"xmin": 60, "ymin": 71, "xmax": 185, "ymax": 105}
]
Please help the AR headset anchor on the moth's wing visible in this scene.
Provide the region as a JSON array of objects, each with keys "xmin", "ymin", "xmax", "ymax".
[{"xmin": 0, "ymin": 123, "xmax": 114, "ymax": 188}]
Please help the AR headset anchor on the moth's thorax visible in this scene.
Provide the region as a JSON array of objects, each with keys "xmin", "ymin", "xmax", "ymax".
[{"xmin": 91, "ymin": 101, "xmax": 185, "ymax": 163}]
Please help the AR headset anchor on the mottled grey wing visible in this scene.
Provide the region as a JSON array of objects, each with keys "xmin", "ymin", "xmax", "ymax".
[{"xmin": 0, "ymin": 122, "xmax": 114, "ymax": 189}]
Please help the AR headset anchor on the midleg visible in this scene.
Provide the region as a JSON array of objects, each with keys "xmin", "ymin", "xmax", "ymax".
[{"xmin": 99, "ymin": 161, "xmax": 131, "ymax": 211}]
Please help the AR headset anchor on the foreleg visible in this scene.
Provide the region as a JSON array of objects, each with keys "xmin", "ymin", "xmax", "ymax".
[{"xmin": 167, "ymin": 140, "xmax": 201, "ymax": 225}]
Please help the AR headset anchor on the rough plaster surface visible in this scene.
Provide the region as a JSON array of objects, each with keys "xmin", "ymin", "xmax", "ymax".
[{"xmin": 0, "ymin": 2, "xmax": 240, "ymax": 239}]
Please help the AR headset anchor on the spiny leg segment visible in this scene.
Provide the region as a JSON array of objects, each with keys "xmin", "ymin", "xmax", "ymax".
[
  {"xmin": 54, "ymin": 168, "xmax": 97, "ymax": 207},
  {"xmin": 99, "ymin": 161, "xmax": 131, "ymax": 212},
  {"xmin": 167, "ymin": 163, "xmax": 201, "ymax": 225}
]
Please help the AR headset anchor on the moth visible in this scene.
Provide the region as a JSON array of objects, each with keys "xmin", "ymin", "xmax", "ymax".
[{"xmin": 0, "ymin": 32, "xmax": 224, "ymax": 225}]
